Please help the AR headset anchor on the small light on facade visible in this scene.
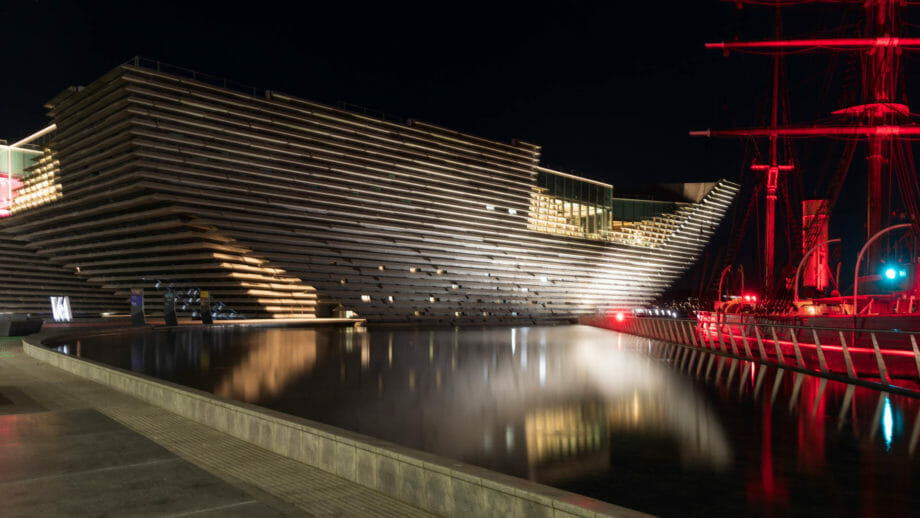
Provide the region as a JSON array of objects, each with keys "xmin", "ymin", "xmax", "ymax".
[{"xmin": 361, "ymin": 294, "xmax": 371, "ymax": 302}]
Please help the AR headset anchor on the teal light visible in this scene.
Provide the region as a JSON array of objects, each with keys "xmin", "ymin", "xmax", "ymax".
[
  {"xmin": 885, "ymin": 267, "xmax": 897, "ymax": 280},
  {"xmin": 883, "ymin": 396, "xmax": 893, "ymax": 451}
]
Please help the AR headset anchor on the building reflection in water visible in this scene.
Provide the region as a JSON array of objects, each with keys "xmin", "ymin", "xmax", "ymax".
[
  {"xmin": 52, "ymin": 324, "xmax": 920, "ymax": 516},
  {"xmin": 214, "ymin": 329, "xmax": 322, "ymax": 401}
]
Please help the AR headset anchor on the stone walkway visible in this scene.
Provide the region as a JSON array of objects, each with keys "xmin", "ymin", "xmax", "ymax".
[{"xmin": 0, "ymin": 338, "xmax": 433, "ymax": 517}]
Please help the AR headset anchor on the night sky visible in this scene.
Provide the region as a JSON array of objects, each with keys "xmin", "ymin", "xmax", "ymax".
[
  {"xmin": 3, "ymin": 1, "xmax": 737, "ymax": 187},
  {"xmin": 8, "ymin": 1, "xmax": 917, "ymax": 291}
]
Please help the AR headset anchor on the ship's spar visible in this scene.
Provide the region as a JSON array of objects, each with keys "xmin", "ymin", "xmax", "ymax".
[{"xmin": 694, "ymin": 0, "xmax": 920, "ymax": 302}]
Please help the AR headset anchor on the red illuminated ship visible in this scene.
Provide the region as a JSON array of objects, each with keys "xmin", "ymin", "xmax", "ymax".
[{"xmin": 694, "ymin": 0, "xmax": 920, "ymax": 380}]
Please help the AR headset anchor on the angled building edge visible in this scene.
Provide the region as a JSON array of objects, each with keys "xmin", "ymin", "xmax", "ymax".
[{"xmin": 0, "ymin": 62, "xmax": 739, "ymax": 323}]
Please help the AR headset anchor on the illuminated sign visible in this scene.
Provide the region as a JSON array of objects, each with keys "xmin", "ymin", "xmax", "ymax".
[
  {"xmin": 50, "ymin": 296, "xmax": 72, "ymax": 322},
  {"xmin": 0, "ymin": 175, "xmax": 24, "ymax": 217}
]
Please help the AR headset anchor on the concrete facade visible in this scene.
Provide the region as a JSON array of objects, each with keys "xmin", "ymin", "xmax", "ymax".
[{"xmin": 3, "ymin": 60, "xmax": 737, "ymax": 322}]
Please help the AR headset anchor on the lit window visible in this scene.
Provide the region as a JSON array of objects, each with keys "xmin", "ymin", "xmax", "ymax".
[
  {"xmin": 387, "ymin": 296, "xmax": 394, "ymax": 303},
  {"xmin": 511, "ymin": 312, "xmax": 518, "ymax": 316},
  {"xmin": 454, "ymin": 311, "xmax": 461, "ymax": 317},
  {"xmin": 340, "ymin": 279, "xmax": 347, "ymax": 285},
  {"xmin": 409, "ymin": 267, "xmax": 418, "ymax": 273},
  {"xmin": 436, "ymin": 269, "xmax": 444, "ymax": 275},
  {"xmin": 429, "ymin": 296, "xmax": 437, "ymax": 303},
  {"xmin": 486, "ymin": 205, "xmax": 495, "ymax": 211},
  {"xmin": 508, "ymin": 208, "xmax": 517, "ymax": 215},
  {"xmin": 361, "ymin": 295, "xmax": 371, "ymax": 302},
  {"xmin": 451, "ymin": 284, "xmax": 459, "ymax": 290},
  {"xmin": 378, "ymin": 265, "xmax": 385, "ymax": 271},
  {"xmin": 539, "ymin": 276, "xmax": 548, "ymax": 282},
  {"xmin": 414, "ymin": 311, "xmax": 421, "ymax": 316}
]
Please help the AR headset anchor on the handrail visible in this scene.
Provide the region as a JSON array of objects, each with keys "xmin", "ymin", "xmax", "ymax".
[
  {"xmin": 794, "ymin": 237, "xmax": 840, "ymax": 303},
  {"xmin": 717, "ymin": 265, "xmax": 732, "ymax": 305},
  {"xmin": 125, "ymin": 56, "xmax": 267, "ymax": 99},
  {"xmin": 642, "ymin": 314, "xmax": 920, "ymax": 336},
  {"xmin": 853, "ymin": 223, "xmax": 912, "ymax": 315},
  {"xmin": 624, "ymin": 315, "xmax": 920, "ymax": 396}
]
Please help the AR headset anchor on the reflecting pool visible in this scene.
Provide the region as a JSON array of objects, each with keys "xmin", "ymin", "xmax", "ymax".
[{"xmin": 50, "ymin": 325, "xmax": 920, "ymax": 516}]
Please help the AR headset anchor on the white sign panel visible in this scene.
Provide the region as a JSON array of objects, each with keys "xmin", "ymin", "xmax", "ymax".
[{"xmin": 50, "ymin": 296, "xmax": 72, "ymax": 322}]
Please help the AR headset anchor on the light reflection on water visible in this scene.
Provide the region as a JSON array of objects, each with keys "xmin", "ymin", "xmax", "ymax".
[{"xmin": 52, "ymin": 325, "xmax": 920, "ymax": 516}]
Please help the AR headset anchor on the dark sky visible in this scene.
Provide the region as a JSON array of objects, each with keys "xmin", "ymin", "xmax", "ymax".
[
  {"xmin": 1, "ymin": 0, "xmax": 736, "ymax": 187},
  {"xmin": 8, "ymin": 1, "xmax": 920, "ymax": 290}
]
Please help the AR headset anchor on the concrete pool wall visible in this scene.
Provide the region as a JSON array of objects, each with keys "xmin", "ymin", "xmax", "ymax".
[{"xmin": 23, "ymin": 334, "xmax": 646, "ymax": 518}]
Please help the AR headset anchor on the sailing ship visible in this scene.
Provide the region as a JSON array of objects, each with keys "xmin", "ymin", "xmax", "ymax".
[{"xmin": 693, "ymin": 1, "xmax": 920, "ymax": 380}]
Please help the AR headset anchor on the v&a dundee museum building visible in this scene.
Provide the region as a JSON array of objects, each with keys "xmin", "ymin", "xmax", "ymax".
[{"xmin": 0, "ymin": 59, "xmax": 738, "ymax": 323}]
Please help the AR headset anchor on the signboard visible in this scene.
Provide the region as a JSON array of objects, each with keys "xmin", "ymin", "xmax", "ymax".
[
  {"xmin": 0, "ymin": 175, "xmax": 23, "ymax": 217},
  {"xmin": 50, "ymin": 296, "xmax": 72, "ymax": 322}
]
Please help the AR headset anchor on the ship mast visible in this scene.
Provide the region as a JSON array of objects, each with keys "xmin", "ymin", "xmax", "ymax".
[
  {"xmin": 750, "ymin": 14, "xmax": 794, "ymax": 292},
  {"xmin": 693, "ymin": 0, "xmax": 920, "ymax": 287}
]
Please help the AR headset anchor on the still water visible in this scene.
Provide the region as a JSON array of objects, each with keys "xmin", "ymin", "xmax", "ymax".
[{"xmin": 51, "ymin": 325, "xmax": 920, "ymax": 516}]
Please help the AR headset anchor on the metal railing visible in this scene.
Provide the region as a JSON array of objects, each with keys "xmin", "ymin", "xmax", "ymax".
[
  {"xmin": 125, "ymin": 56, "xmax": 268, "ymax": 99},
  {"xmin": 621, "ymin": 315, "xmax": 920, "ymax": 395},
  {"xmin": 644, "ymin": 339, "xmax": 919, "ymax": 457},
  {"xmin": 124, "ymin": 57, "xmax": 408, "ymax": 125}
]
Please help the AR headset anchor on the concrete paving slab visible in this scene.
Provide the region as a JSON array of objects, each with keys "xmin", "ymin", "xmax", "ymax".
[
  {"xmin": 0, "ymin": 457, "xmax": 261, "ymax": 517},
  {"xmin": 0, "ymin": 337, "xmax": 433, "ymax": 517},
  {"xmin": 0, "ymin": 414, "xmax": 174, "ymax": 482},
  {"xmin": 0, "ymin": 386, "xmax": 46, "ymax": 414}
]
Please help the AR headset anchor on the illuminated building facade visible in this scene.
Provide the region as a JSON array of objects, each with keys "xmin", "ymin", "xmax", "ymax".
[{"xmin": 1, "ymin": 59, "xmax": 738, "ymax": 321}]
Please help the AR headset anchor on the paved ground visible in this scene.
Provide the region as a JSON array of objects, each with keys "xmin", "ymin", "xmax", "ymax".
[{"xmin": 0, "ymin": 337, "xmax": 433, "ymax": 517}]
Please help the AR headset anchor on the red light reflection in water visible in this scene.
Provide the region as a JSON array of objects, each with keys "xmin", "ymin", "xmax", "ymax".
[
  {"xmin": 680, "ymin": 346, "xmax": 920, "ymax": 516},
  {"xmin": 797, "ymin": 377, "xmax": 826, "ymax": 472}
]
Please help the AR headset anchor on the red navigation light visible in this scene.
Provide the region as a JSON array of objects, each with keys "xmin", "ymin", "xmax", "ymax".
[{"xmin": 615, "ymin": 312, "xmax": 625, "ymax": 322}]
